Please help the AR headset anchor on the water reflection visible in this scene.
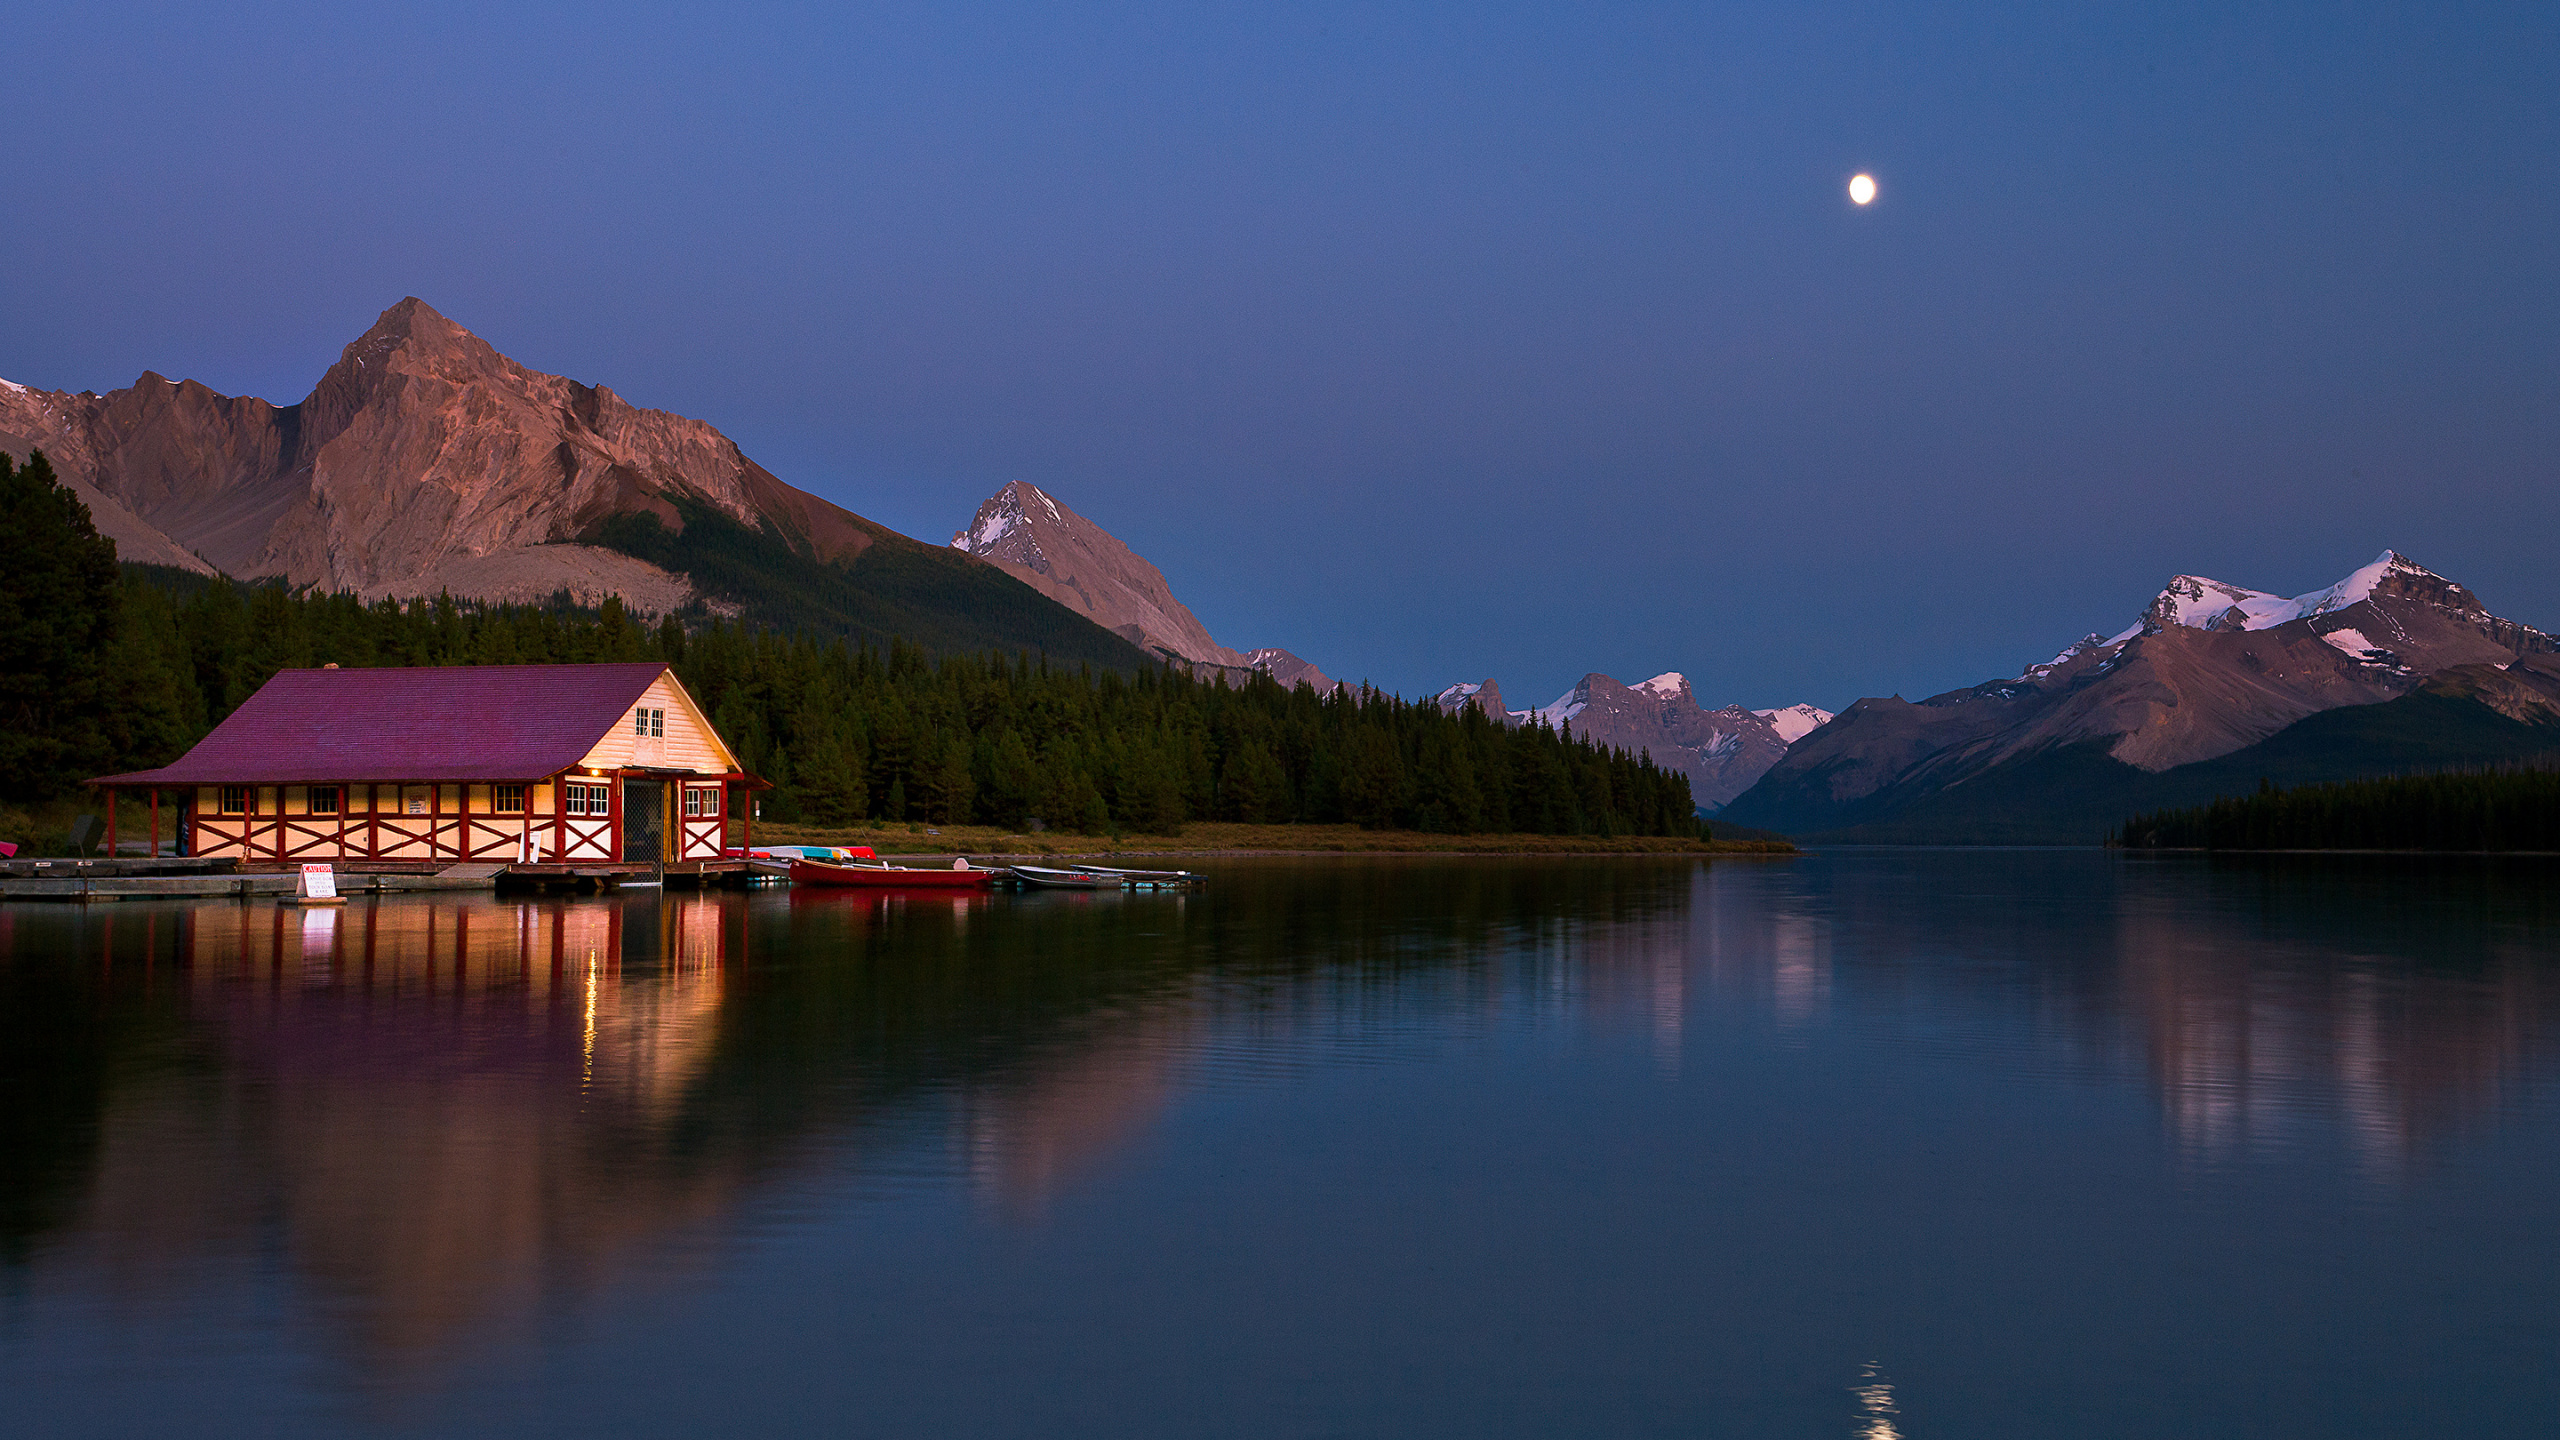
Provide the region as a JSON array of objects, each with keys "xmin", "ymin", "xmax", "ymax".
[
  {"xmin": 17, "ymin": 894, "xmax": 747, "ymax": 1373},
  {"xmin": 1673, "ymin": 853, "xmax": 2560, "ymax": 1171},
  {"xmin": 1, "ymin": 854, "xmax": 2557, "ymax": 1411},
  {"xmin": 2115, "ymin": 859, "xmax": 2560, "ymax": 1168}
]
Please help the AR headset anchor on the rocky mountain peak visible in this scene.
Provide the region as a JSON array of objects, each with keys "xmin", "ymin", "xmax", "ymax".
[
  {"xmin": 951, "ymin": 480, "xmax": 1070, "ymax": 574},
  {"xmin": 2329, "ymin": 550, "xmax": 2480, "ymax": 615},
  {"xmin": 951, "ymin": 479, "xmax": 1281, "ymax": 673},
  {"xmin": 1236, "ymin": 648, "xmax": 1340, "ymax": 692},
  {"xmin": 1433, "ymin": 679, "xmax": 1509, "ymax": 720},
  {"xmin": 307, "ymin": 297, "xmax": 511, "ymax": 413},
  {"xmin": 945, "ymin": 479, "xmax": 1345, "ymax": 687},
  {"xmin": 0, "ymin": 297, "xmax": 891, "ymax": 603}
]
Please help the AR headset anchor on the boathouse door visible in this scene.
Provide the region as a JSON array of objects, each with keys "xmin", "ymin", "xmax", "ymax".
[{"xmin": 623, "ymin": 780, "xmax": 666, "ymax": 863}]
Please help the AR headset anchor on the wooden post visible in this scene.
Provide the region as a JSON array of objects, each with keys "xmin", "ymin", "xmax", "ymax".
[
  {"xmin": 429, "ymin": 782, "xmax": 441, "ymax": 862},
  {"xmin": 335, "ymin": 784, "xmax": 347, "ymax": 859},
  {"xmin": 609, "ymin": 772, "xmax": 624, "ymax": 863},
  {"xmin": 520, "ymin": 783, "xmax": 532, "ymax": 864},
  {"xmin": 150, "ymin": 789, "xmax": 159, "ymax": 860},
  {"xmin": 105, "ymin": 788, "xmax": 117, "ymax": 859},
  {"xmin": 552, "ymin": 774, "xmax": 567, "ymax": 862},
  {"xmin": 367, "ymin": 784, "xmax": 380, "ymax": 860}
]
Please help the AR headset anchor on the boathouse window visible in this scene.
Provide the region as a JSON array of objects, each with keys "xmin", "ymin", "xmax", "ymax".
[
  {"xmin": 683, "ymin": 785, "xmax": 718, "ymax": 818},
  {"xmin": 494, "ymin": 784, "xmax": 526, "ymax": 814},
  {"xmin": 565, "ymin": 782, "xmax": 608, "ymax": 817},
  {"xmin": 219, "ymin": 786, "xmax": 247, "ymax": 815},
  {"xmin": 634, "ymin": 707, "xmax": 664, "ymax": 738},
  {"xmin": 309, "ymin": 786, "xmax": 340, "ymax": 816}
]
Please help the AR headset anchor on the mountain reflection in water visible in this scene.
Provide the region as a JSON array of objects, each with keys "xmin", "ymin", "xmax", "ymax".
[{"xmin": 2, "ymin": 853, "xmax": 2557, "ymax": 1436}]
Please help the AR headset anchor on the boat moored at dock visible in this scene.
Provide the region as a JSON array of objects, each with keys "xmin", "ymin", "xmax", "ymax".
[
  {"xmin": 1003, "ymin": 865, "xmax": 1121, "ymax": 889},
  {"xmin": 787, "ymin": 857, "xmax": 996, "ymax": 889},
  {"xmin": 1068, "ymin": 864, "xmax": 1203, "ymax": 888}
]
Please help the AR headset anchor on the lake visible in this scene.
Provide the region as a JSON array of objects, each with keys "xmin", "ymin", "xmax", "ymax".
[{"xmin": 4, "ymin": 851, "xmax": 2558, "ymax": 1438}]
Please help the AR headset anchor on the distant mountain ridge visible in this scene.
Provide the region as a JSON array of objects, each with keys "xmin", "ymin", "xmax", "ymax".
[
  {"xmin": 1431, "ymin": 670, "xmax": 1832, "ymax": 810},
  {"xmin": 1721, "ymin": 551, "xmax": 2559, "ymax": 841},
  {"xmin": 0, "ymin": 299, "xmax": 1153, "ymax": 668}
]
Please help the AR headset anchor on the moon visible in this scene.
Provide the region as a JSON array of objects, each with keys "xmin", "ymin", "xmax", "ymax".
[{"xmin": 1848, "ymin": 173, "xmax": 1877, "ymax": 206}]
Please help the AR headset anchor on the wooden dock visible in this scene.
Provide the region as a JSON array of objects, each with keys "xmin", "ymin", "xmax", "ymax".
[{"xmin": 0, "ymin": 855, "xmax": 759, "ymax": 902}]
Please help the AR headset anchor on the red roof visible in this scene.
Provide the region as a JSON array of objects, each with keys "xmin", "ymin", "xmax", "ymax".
[{"xmin": 93, "ymin": 663, "xmax": 684, "ymax": 786}]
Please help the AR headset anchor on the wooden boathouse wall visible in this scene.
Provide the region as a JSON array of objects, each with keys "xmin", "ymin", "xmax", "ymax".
[{"xmin": 92, "ymin": 663, "xmax": 766, "ymax": 869}]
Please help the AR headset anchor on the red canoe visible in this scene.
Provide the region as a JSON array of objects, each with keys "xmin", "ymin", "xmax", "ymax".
[{"xmin": 787, "ymin": 858, "xmax": 995, "ymax": 889}]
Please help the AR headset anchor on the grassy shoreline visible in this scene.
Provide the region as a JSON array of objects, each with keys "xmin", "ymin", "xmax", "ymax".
[{"xmin": 751, "ymin": 820, "xmax": 1795, "ymax": 857}]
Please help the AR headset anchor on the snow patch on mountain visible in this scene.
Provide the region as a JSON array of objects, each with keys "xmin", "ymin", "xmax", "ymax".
[
  {"xmin": 2149, "ymin": 575, "xmax": 2301, "ymax": 632},
  {"xmin": 1752, "ymin": 703, "xmax": 1835, "ymax": 745},
  {"xmin": 2317, "ymin": 627, "xmax": 2389, "ymax": 660},
  {"xmin": 1532, "ymin": 687, "xmax": 1587, "ymax": 727},
  {"xmin": 953, "ymin": 507, "xmax": 1016, "ymax": 552},
  {"xmin": 2147, "ymin": 551, "xmax": 2443, "ymax": 635},
  {"xmin": 1635, "ymin": 672, "xmax": 1687, "ymax": 700}
]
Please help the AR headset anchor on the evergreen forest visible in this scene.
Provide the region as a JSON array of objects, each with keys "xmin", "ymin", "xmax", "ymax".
[
  {"xmin": 0, "ymin": 452, "xmax": 1698, "ymax": 837},
  {"xmin": 2117, "ymin": 768, "xmax": 2560, "ymax": 852}
]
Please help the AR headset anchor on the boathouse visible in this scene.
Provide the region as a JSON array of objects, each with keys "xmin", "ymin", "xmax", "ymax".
[{"xmin": 89, "ymin": 663, "xmax": 765, "ymax": 869}]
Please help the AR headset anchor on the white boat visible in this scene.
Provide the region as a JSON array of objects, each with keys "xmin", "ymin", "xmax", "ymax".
[{"xmin": 1006, "ymin": 865, "xmax": 1120, "ymax": 889}]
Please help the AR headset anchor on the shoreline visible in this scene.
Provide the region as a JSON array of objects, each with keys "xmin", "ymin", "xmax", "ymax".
[{"xmin": 750, "ymin": 821, "xmax": 1795, "ymax": 859}]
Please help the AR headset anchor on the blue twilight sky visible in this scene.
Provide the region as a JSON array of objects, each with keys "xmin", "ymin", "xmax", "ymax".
[{"xmin": 3, "ymin": 1, "xmax": 2554, "ymax": 711}]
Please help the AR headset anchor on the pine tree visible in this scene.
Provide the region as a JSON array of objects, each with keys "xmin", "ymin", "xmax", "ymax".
[
  {"xmin": 0, "ymin": 452, "xmax": 123, "ymax": 799},
  {"xmin": 1339, "ymin": 728, "xmax": 1408, "ymax": 829},
  {"xmin": 1220, "ymin": 740, "xmax": 1288, "ymax": 823}
]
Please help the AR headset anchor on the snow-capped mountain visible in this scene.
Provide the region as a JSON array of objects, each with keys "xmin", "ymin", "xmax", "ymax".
[
  {"xmin": 2130, "ymin": 552, "xmax": 2511, "ymax": 639},
  {"xmin": 1722, "ymin": 550, "xmax": 2558, "ymax": 841},
  {"xmin": 1431, "ymin": 669, "xmax": 1831, "ymax": 810},
  {"xmin": 951, "ymin": 481, "xmax": 1341, "ymax": 689}
]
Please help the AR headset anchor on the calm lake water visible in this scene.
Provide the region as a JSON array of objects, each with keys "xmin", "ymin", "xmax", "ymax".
[{"xmin": 4, "ymin": 852, "xmax": 2559, "ymax": 1438}]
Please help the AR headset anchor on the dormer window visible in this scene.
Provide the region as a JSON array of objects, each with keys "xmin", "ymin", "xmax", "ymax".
[{"xmin": 634, "ymin": 707, "xmax": 664, "ymax": 738}]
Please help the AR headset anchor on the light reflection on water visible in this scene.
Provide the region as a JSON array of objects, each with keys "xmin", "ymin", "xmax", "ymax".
[
  {"xmin": 1, "ymin": 852, "xmax": 2556, "ymax": 1437},
  {"xmin": 1854, "ymin": 1362, "xmax": 1903, "ymax": 1440}
]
